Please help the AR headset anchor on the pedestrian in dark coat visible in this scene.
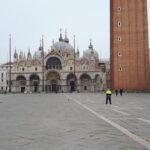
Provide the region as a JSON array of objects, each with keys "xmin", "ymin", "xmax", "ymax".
[
  {"xmin": 115, "ymin": 89, "xmax": 118, "ymax": 96},
  {"xmin": 120, "ymin": 89, "xmax": 123, "ymax": 96}
]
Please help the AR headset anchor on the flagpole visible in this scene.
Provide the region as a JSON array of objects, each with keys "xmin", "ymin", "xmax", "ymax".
[
  {"xmin": 73, "ymin": 35, "xmax": 76, "ymax": 91},
  {"xmin": 9, "ymin": 34, "xmax": 12, "ymax": 93},
  {"xmin": 42, "ymin": 35, "xmax": 45, "ymax": 92}
]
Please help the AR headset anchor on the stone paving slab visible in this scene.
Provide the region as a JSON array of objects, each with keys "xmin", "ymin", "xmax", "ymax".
[{"xmin": 0, "ymin": 93, "xmax": 150, "ymax": 150}]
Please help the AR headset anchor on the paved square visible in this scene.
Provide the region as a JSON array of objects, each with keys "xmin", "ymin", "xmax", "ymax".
[{"xmin": 0, "ymin": 93, "xmax": 150, "ymax": 150}]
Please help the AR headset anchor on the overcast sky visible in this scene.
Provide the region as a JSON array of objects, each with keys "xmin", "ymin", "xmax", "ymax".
[{"xmin": 0, "ymin": 0, "xmax": 150, "ymax": 63}]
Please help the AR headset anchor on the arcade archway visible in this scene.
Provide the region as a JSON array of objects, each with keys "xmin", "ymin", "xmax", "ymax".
[
  {"xmin": 29, "ymin": 74, "xmax": 40, "ymax": 92},
  {"xmin": 46, "ymin": 71, "xmax": 60, "ymax": 92},
  {"xmin": 16, "ymin": 75, "xmax": 26, "ymax": 93},
  {"xmin": 80, "ymin": 74, "xmax": 91, "ymax": 92},
  {"xmin": 67, "ymin": 73, "xmax": 77, "ymax": 92}
]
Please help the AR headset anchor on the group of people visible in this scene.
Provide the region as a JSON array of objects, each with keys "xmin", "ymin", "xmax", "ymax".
[
  {"xmin": 105, "ymin": 89, "xmax": 123, "ymax": 104},
  {"xmin": 115, "ymin": 89, "xmax": 123, "ymax": 96}
]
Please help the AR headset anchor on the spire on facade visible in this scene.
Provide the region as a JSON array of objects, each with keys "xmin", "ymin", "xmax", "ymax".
[
  {"xmin": 64, "ymin": 29, "xmax": 69, "ymax": 43},
  {"xmin": 76, "ymin": 46, "xmax": 80, "ymax": 59},
  {"xmin": 59, "ymin": 28, "xmax": 63, "ymax": 42},
  {"xmin": 77, "ymin": 46, "xmax": 79, "ymax": 54},
  {"xmin": 89, "ymin": 38, "xmax": 93, "ymax": 50},
  {"xmin": 19, "ymin": 51, "xmax": 23, "ymax": 59},
  {"xmin": 39, "ymin": 38, "xmax": 43, "ymax": 51},
  {"xmin": 24, "ymin": 52, "xmax": 26, "ymax": 60},
  {"xmin": 14, "ymin": 48, "xmax": 17, "ymax": 53},
  {"xmin": 52, "ymin": 40, "xmax": 55, "ymax": 45},
  {"xmin": 28, "ymin": 48, "xmax": 30, "ymax": 54},
  {"xmin": 14, "ymin": 48, "xmax": 17, "ymax": 56},
  {"xmin": 14, "ymin": 48, "xmax": 18, "ymax": 62},
  {"xmin": 27, "ymin": 48, "xmax": 32, "ymax": 60}
]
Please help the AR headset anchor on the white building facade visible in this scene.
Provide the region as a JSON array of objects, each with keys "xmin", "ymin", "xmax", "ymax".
[{"xmin": 0, "ymin": 64, "xmax": 9, "ymax": 93}]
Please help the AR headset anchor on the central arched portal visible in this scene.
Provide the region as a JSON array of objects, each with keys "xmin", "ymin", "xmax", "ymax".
[
  {"xmin": 51, "ymin": 79, "xmax": 57, "ymax": 92},
  {"xmin": 46, "ymin": 71, "xmax": 60, "ymax": 93}
]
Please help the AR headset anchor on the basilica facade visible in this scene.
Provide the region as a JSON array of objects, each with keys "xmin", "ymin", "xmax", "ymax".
[{"xmin": 0, "ymin": 33, "xmax": 107, "ymax": 93}]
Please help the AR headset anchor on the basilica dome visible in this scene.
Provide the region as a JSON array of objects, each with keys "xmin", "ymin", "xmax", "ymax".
[
  {"xmin": 52, "ymin": 41, "xmax": 74, "ymax": 53},
  {"xmin": 83, "ymin": 42, "xmax": 99, "ymax": 59},
  {"xmin": 51, "ymin": 33, "xmax": 74, "ymax": 55}
]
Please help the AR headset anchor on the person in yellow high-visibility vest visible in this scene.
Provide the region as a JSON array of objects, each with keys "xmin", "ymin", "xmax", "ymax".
[{"xmin": 106, "ymin": 89, "xmax": 112, "ymax": 104}]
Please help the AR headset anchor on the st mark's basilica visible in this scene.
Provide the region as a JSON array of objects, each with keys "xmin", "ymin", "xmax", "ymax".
[{"xmin": 0, "ymin": 31, "xmax": 108, "ymax": 93}]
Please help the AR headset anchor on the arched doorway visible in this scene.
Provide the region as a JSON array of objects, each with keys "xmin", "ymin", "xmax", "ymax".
[
  {"xmin": 46, "ymin": 71, "xmax": 60, "ymax": 93},
  {"xmin": 80, "ymin": 74, "xmax": 91, "ymax": 92},
  {"xmin": 51, "ymin": 79, "xmax": 57, "ymax": 92},
  {"xmin": 29, "ymin": 74, "xmax": 40, "ymax": 92},
  {"xmin": 70, "ymin": 81, "xmax": 75, "ymax": 92},
  {"xmin": 16, "ymin": 75, "xmax": 26, "ymax": 93},
  {"xmin": 67, "ymin": 74, "xmax": 77, "ymax": 92}
]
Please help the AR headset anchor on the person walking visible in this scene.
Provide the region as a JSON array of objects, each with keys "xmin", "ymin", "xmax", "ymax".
[
  {"xmin": 120, "ymin": 89, "xmax": 123, "ymax": 96},
  {"xmin": 115, "ymin": 89, "xmax": 118, "ymax": 96},
  {"xmin": 106, "ymin": 89, "xmax": 112, "ymax": 104}
]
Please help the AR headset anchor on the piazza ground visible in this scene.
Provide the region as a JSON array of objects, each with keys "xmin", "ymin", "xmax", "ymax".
[{"xmin": 0, "ymin": 93, "xmax": 150, "ymax": 150}]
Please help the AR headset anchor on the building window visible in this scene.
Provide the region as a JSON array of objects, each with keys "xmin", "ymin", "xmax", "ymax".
[
  {"xmin": 70, "ymin": 67, "xmax": 73, "ymax": 70},
  {"xmin": 35, "ymin": 67, "xmax": 37, "ymax": 71},
  {"xmin": 119, "ymin": 67, "xmax": 123, "ymax": 71},
  {"xmin": 118, "ymin": 52, "xmax": 122, "ymax": 57},
  {"xmin": 1, "ymin": 79, "xmax": 3, "ymax": 82},
  {"xmin": 118, "ymin": 37, "xmax": 122, "ymax": 42},
  {"xmin": 117, "ymin": 7, "xmax": 121, "ymax": 12},
  {"xmin": 46, "ymin": 57, "xmax": 62, "ymax": 70},
  {"xmin": 1, "ymin": 73, "xmax": 4, "ymax": 77},
  {"xmin": 22, "ymin": 68, "xmax": 24, "ymax": 71},
  {"xmin": 118, "ymin": 21, "xmax": 122, "ymax": 27}
]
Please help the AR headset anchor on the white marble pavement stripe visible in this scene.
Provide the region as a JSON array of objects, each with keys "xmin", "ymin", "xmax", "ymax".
[
  {"xmin": 138, "ymin": 118, "xmax": 150, "ymax": 125},
  {"xmin": 112, "ymin": 105, "xmax": 122, "ymax": 109},
  {"xmin": 111, "ymin": 109, "xmax": 130, "ymax": 116},
  {"xmin": 64, "ymin": 94, "xmax": 150, "ymax": 150}
]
